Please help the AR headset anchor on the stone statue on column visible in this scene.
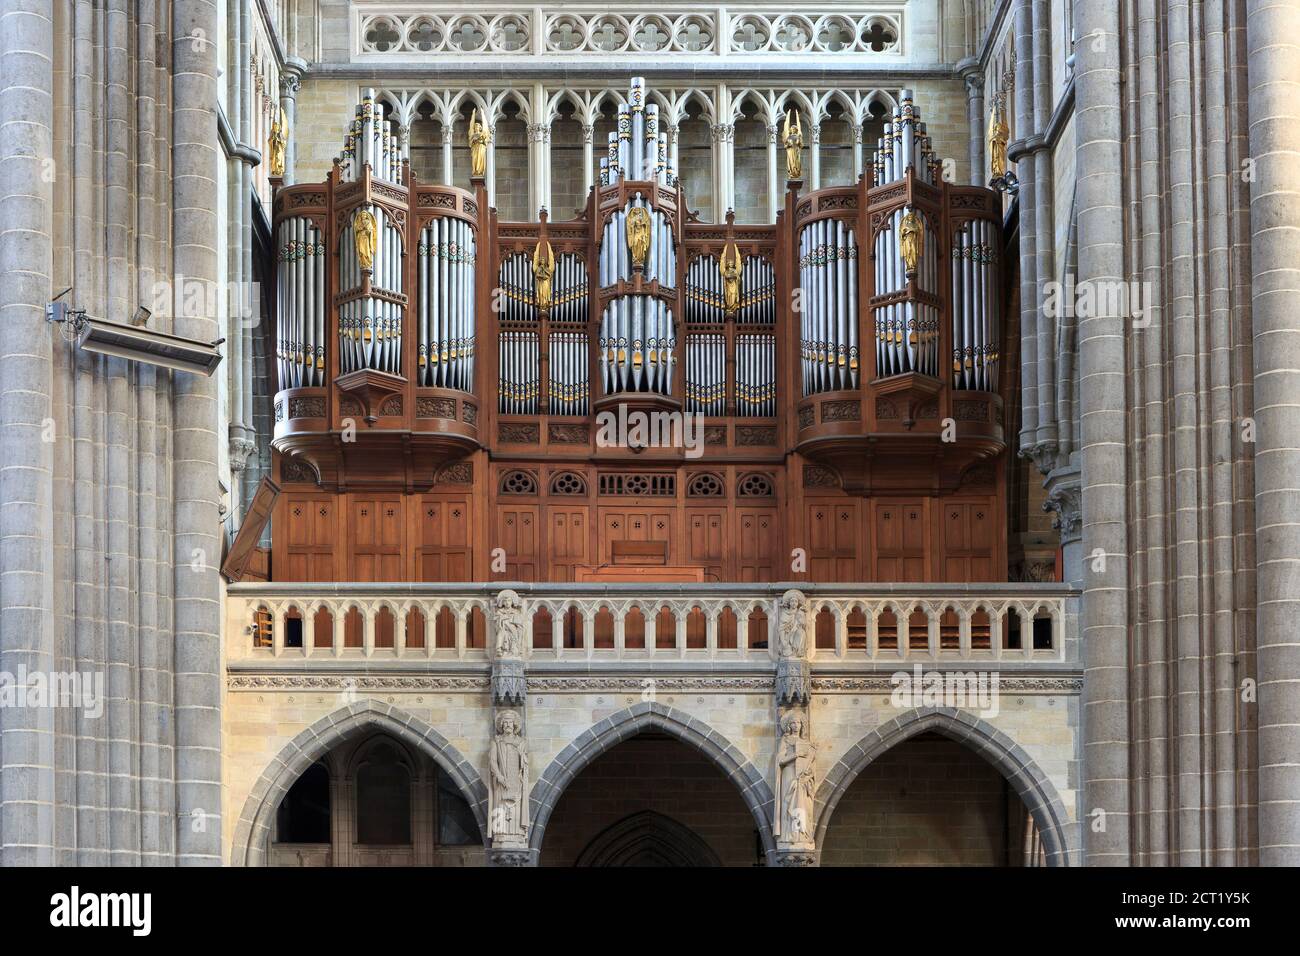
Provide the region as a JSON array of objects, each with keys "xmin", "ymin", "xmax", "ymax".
[
  {"xmin": 776, "ymin": 589, "xmax": 811, "ymax": 704},
  {"xmin": 488, "ymin": 709, "xmax": 530, "ymax": 845},
  {"xmin": 491, "ymin": 589, "xmax": 527, "ymax": 706},
  {"xmin": 774, "ymin": 711, "xmax": 817, "ymax": 847}
]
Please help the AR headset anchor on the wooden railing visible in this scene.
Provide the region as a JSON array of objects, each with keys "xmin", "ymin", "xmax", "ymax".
[{"xmin": 226, "ymin": 583, "xmax": 1075, "ymax": 665}]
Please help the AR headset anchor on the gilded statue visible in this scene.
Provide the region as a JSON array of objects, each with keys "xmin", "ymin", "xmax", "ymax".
[
  {"xmin": 352, "ymin": 208, "xmax": 377, "ymax": 272},
  {"xmin": 268, "ymin": 108, "xmax": 286, "ymax": 178},
  {"xmin": 468, "ymin": 109, "xmax": 491, "ymax": 179},
  {"xmin": 533, "ymin": 240, "xmax": 555, "ymax": 312},
  {"xmin": 719, "ymin": 241, "xmax": 742, "ymax": 316},
  {"xmin": 626, "ymin": 206, "xmax": 652, "ymax": 270},
  {"xmin": 782, "ymin": 109, "xmax": 804, "ymax": 181},
  {"xmin": 899, "ymin": 208, "xmax": 924, "ymax": 277},
  {"xmin": 987, "ymin": 102, "xmax": 1009, "ymax": 180}
]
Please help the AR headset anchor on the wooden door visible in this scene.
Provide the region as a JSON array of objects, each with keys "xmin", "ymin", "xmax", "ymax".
[{"xmin": 415, "ymin": 495, "xmax": 473, "ymax": 581}]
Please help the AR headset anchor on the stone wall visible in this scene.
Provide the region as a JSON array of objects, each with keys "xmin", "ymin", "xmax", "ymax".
[{"xmin": 222, "ymin": 680, "xmax": 1081, "ymax": 865}]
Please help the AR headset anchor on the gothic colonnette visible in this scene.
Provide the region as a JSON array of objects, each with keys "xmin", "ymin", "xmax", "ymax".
[{"xmin": 0, "ymin": 0, "xmax": 1296, "ymax": 868}]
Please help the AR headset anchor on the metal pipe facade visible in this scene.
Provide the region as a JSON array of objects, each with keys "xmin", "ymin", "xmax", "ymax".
[
  {"xmin": 799, "ymin": 217, "xmax": 858, "ymax": 395},
  {"xmin": 275, "ymin": 216, "xmax": 325, "ymax": 389},
  {"xmin": 419, "ymin": 216, "xmax": 476, "ymax": 390},
  {"xmin": 336, "ymin": 88, "xmax": 404, "ymax": 186}
]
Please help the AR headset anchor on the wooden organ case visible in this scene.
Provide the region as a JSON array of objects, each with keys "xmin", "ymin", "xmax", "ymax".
[{"xmin": 254, "ymin": 81, "xmax": 1011, "ymax": 586}]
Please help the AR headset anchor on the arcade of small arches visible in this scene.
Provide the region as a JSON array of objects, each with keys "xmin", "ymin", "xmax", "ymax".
[
  {"xmin": 296, "ymin": 82, "xmax": 915, "ymax": 225},
  {"xmin": 233, "ymin": 701, "xmax": 1073, "ymax": 867}
]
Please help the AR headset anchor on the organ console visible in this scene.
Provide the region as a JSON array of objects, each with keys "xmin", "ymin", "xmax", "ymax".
[{"xmin": 251, "ymin": 78, "xmax": 1013, "ymax": 587}]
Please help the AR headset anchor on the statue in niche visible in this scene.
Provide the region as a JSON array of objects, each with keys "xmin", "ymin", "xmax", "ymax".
[
  {"xmin": 775, "ymin": 712, "xmax": 817, "ymax": 845},
  {"xmin": 468, "ymin": 109, "xmax": 491, "ymax": 178},
  {"xmin": 492, "ymin": 589, "xmax": 526, "ymax": 659},
  {"xmin": 489, "ymin": 709, "xmax": 529, "ymax": 842},
  {"xmin": 626, "ymin": 205, "xmax": 651, "ymax": 270},
  {"xmin": 533, "ymin": 239, "xmax": 555, "ymax": 312},
  {"xmin": 782, "ymin": 109, "xmax": 804, "ymax": 181},
  {"xmin": 720, "ymin": 241, "xmax": 742, "ymax": 316},
  {"xmin": 777, "ymin": 589, "xmax": 808, "ymax": 659},
  {"xmin": 899, "ymin": 207, "xmax": 924, "ymax": 278},
  {"xmin": 352, "ymin": 207, "xmax": 377, "ymax": 272},
  {"xmin": 987, "ymin": 102, "xmax": 1009, "ymax": 179}
]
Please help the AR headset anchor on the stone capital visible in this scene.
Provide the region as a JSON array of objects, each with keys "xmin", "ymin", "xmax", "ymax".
[{"xmin": 1042, "ymin": 464, "xmax": 1083, "ymax": 545}]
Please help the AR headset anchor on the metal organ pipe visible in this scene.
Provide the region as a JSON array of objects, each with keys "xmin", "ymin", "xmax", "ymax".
[
  {"xmin": 416, "ymin": 216, "xmax": 475, "ymax": 390},
  {"xmin": 334, "ymin": 89, "xmax": 403, "ymax": 186},
  {"xmin": 273, "ymin": 217, "xmax": 325, "ymax": 390},
  {"xmin": 798, "ymin": 218, "xmax": 857, "ymax": 396},
  {"xmin": 949, "ymin": 218, "xmax": 998, "ymax": 391}
]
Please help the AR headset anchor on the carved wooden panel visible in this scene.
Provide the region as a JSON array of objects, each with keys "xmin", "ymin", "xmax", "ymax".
[
  {"xmin": 806, "ymin": 500, "xmax": 858, "ymax": 581},
  {"xmin": 546, "ymin": 508, "xmax": 588, "ymax": 583},
  {"xmin": 349, "ymin": 496, "xmax": 403, "ymax": 582},
  {"xmin": 281, "ymin": 495, "xmax": 338, "ymax": 582},
  {"xmin": 873, "ymin": 500, "xmax": 927, "ymax": 582},
  {"xmin": 686, "ymin": 509, "xmax": 726, "ymax": 582},
  {"xmin": 416, "ymin": 496, "xmax": 472, "ymax": 581},
  {"xmin": 941, "ymin": 499, "xmax": 996, "ymax": 581},
  {"xmin": 600, "ymin": 509, "xmax": 673, "ymax": 566},
  {"xmin": 737, "ymin": 508, "xmax": 777, "ymax": 582},
  {"xmin": 495, "ymin": 506, "xmax": 538, "ymax": 581}
]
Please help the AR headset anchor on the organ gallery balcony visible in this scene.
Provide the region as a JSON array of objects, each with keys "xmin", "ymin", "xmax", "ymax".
[{"xmin": 226, "ymin": 582, "xmax": 1078, "ymax": 675}]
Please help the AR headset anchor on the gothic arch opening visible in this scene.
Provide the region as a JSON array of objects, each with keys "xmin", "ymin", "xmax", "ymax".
[
  {"xmin": 267, "ymin": 731, "xmax": 482, "ymax": 867},
  {"xmin": 538, "ymin": 731, "xmax": 764, "ymax": 866},
  {"xmin": 232, "ymin": 703, "xmax": 490, "ymax": 866},
  {"xmin": 574, "ymin": 810, "xmax": 724, "ymax": 867},
  {"xmin": 818, "ymin": 732, "xmax": 1044, "ymax": 865},
  {"xmin": 813, "ymin": 708, "xmax": 1076, "ymax": 866}
]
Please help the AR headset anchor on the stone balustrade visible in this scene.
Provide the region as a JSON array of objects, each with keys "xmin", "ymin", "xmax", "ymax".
[{"xmin": 226, "ymin": 582, "xmax": 1075, "ymax": 666}]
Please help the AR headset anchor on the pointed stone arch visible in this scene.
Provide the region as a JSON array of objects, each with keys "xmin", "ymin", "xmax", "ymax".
[
  {"xmin": 574, "ymin": 810, "xmax": 723, "ymax": 867},
  {"xmin": 528, "ymin": 701, "xmax": 776, "ymax": 855},
  {"xmin": 230, "ymin": 701, "xmax": 489, "ymax": 866},
  {"xmin": 813, "ymin": 706, "xmax": 1078, "ymax": 865}
]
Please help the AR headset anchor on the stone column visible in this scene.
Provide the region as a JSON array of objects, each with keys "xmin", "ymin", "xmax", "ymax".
[
  {"xmin": 581, "ymin": 123, "xmax": 594, "ymax": 197},
  {"xmin": 1074, "ymin": 0, "xmax": 1130, "ymax": 865},
  {"xmin": 1031, "ymin": 0, "xmax": 1058, "ymax": 461},
  {"xmin": 766, "ymin": 123, "xmax": 780, "ymax": 220},
  {"xmin": 172, "ymin": 0, "xmax": 225, "ymax": 864},
  {"xmin": 1043, "ymin": 464, "xmax": 1083, "ymax": 586},
  {"xmin": 487, "ymin": 590, "xmax": 537, "ymax": 865},
  {"xmin": 958, "ymin": 59, "xmax": 985, "ymax": 185},
  {"xmin": 1247, "ymin": 0, "xmax": 1300, "ymax": 866},
  {"xmin": 666, "ymin": 123, "xmax": 680, "ymax": 185},
  {"xmin": 0, "ymin": 0, "xmax": 55, "ymax": 865},
  {"xmin": 770, "ymin": 590, "xmax": 818, "ymax": 866},
  {"xmin": 809, "ymin": 123, "xmax": 822, "ymax": 191},
  {"xmin": 712, "ymin": 123, "xmax": 735, "ymax": 219},
  {"xmin": 441, "ymin": 123, "xmax": 454, "ymax": 186},
  {"xmin": 851, "ymin": 125, "xmax": 864, "ymax": 186},
  {"xmin": 279, "ymin": 59, "xmax": 304, "ymax": 185},
  {"xmin": 486, "ymin": 123, "xmax": 498, "ymax": 208}
]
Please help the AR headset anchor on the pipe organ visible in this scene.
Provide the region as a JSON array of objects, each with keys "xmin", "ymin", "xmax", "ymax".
[{"xmin": 261, "ymin": 77, "xmax": 1014, "ymax": 589}]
